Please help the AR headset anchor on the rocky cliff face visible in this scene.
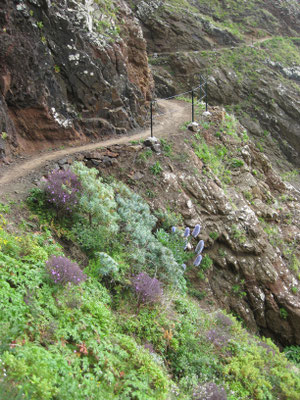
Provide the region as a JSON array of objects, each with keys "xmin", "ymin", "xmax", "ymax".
[
  {"xmin": 133, "ymin": 0, "xmax": 300, "ymax": 167},
  {"xmin": 132, "ymin": 0, "xmax": 300, "ymax": 52},
  {"xmin": 0, "ymin": 0, "xmax": 153, "ymax": 159},
  {"xmin": 88, "ymin": 106, "xmax": 300, "ymax": 346}
]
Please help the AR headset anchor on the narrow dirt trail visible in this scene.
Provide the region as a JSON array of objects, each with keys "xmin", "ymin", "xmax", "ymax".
[
  {"xmin": 0, "ymin": 99, "xmax": 190, "ymax": 198},
  {"xmin": 149, "ymin": 36, "xmax": 273, "ymax": 57}
]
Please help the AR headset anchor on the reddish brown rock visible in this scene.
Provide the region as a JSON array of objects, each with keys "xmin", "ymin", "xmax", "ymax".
[{"xmin": 0, "ymin": 0, "xmax": 154, "ymax": 158}]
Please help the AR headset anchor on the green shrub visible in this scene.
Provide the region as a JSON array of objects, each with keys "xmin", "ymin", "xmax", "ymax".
[
  {"xmin": 113, "ymin": 182, "xmax": 184, "ymax": 287},
  {"xmin": 224, "ymin": 338, "xmax": 300, "ymax": 399},
  {"xmin": 230, "ymin": 158, "xmax": 244, "ymax": 168},
  {"xmin": 284, "ymin": 345, "xmax": 300, "ymax": 365},
  {"xmin": 0, "ymin": 223, "xmax": 170, "ymax": 399},
  {"xmin": 160, "ymin": 139, "xmax": 172, "ymax": 156},
  {"xmin": 85, "ymin": 251, "xmax": 119, "ymax": 280},
  {"xmin": 201, "ymin": 254, "xmax": 213, "ymax": 271},
  {"xmin": 280, "ymin": 308, "xmax": 288, "ymax": 320},
  {"xmin": 71, "ymin": 162, "xmax": 119, "ymax": 230},
  {"xmin": 150, "ymin": 161, "xmax": 163, "ymax": 175},
  {"xmin": 209, "ymin": 231, "xmax": 219, "ymax": 240},
  {"xmin": 154, "ymin": 208, "xmax": 183, "ymax": 231},
  {"xmin": 119, "ymin": 306, "xmax": 171, "ymax": 355}
]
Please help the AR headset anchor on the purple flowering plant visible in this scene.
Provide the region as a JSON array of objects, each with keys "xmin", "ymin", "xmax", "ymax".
[
  {"xmin": 168, "ymin": 224, "xmax": 206, "ymax": 271},
  {"xmin": 46, "ymin": 255, "xmax": 86, "ymax": 286},
  {"xmin": 183, "ymin": 227, "xmax": 190, "ymax": 238},
  {"xmin": 195, "ymin": 239, "xmax": 204, "ymax": 254},
  {"xmin": 132, "ymin": 272, "xmax": 163, "ymax": 306},
  {"xmin": 193, "ymin": 254, "xmax": 202, "ymax": 267},
  {"xmin": 43, "ymin": 169, "xmax": 81, "ymax": 214},
  {"xmin": 206, "ymin": 328, "xmax": 230, "ymax": 348},
  {"xmin": 192, "ymin": 224, "xmax": 201, "ymax": 238}
]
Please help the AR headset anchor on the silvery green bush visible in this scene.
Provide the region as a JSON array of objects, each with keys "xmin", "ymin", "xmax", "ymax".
[
  {"xmin": 71, "ymin": 162, "xmax": 119, "ymax": 232},
  {"xmin": 70, "ymin": 162, "xmax": 119, "ymax": 255},
  {"xmin": 113, "ymin": 181, "xmax": 184, "ymax": 287},
  {"xmin": 95, "ymin": 252, "xmax": 119, "ymax": 276}
]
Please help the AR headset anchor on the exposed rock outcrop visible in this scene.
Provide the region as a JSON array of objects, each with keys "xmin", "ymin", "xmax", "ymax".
[
  {"xmin": 0, "ymin": 0, "xmax": 153, "ymax": 159},
  {"xmin": 207, "ymin": 65, "xmax": 300, "ymax": 166},
  {"xmin": 96, "ymin": 106, "xmax": 300, "ymax": 346}
]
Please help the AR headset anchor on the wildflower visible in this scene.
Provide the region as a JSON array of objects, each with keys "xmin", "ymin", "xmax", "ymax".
[
  {"xmin": 193, "ymin": 254, "xmax": 202, "ymax": 267},
  {"xmin": 183, "ymin": 227, "xmax": 190, "ymax": 238},
  {"xmin": 195, "ymin": 240, "xmax": 204, "ymax": 254},
  {"xmin": 46, "ymin": 256, "xmax": 86, "ymax": 286},
  {"xmin": 132, "ymin": 272, "xmax": 163, "ymax": 305},
  {"xmin": 192, "ymin": 224, "xmax": 201, "ymax": 238}
]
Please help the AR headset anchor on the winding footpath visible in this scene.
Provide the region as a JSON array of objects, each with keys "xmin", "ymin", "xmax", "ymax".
[
  {"xmin": 0, "ymin": 36, "xmax": 284, "ymax": 199},
  {"xmin": 0, "ymin": 99, "xmax": 189, "ymax": 198},
  {"xmin": 148, "ymin": 36, "xmax": 273, "ymax": 58}
]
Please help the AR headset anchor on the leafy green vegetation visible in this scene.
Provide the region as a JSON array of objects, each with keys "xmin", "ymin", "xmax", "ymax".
[
  {"xmin": 231, "ymin": 224, "xmax": 247, "ymax": 244},
  {"xmin": 1, "ymin": 162, "xmax": 300, "ymax": 399},
  {"xmin": 284, "ymin": 345, "xmax": 300, "ymax": 366},
  {"xmin": 190, "ymin": 112, "xmax": 251, "ymax": 185},
  {"xmin": 193, "ymin": 134, "xmax": 231, "ymax": 183},
  {"xmin": 94, "ymin": 0, "xmax": 120, "ymax": 39},
  {"xmin": 150, "ymin": 161, "xmax": 163, "ymax": 175},
  {"xmin": 196, "ymin": 37, "xmax": 300, "ymax": 85},
  {"xmin": 160, "ymin": 138, "xmax": 173, "ymax": 157},
  {"xmin": 163, "ymin": 0, "xmax": 277, "ymax": 40}
]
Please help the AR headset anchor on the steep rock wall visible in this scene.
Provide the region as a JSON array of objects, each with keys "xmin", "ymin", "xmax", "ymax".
[{"xmin": 0, "ymin": 0, "xmax": 153, "ymax": 158}]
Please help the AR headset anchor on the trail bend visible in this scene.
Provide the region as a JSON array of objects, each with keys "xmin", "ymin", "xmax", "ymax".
[{"xmin": 0, "ymin": 99, "xmax": 189, "ymax": 196}]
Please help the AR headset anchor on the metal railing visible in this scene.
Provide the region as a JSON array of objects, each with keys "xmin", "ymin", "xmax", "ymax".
[{"xmin": 150, "ymin": 75, "xmax": 208, "ymax": 137}]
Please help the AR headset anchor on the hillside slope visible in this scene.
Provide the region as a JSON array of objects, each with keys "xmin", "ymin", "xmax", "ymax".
[
  {"xmin": 1, "ymin": 106, "xmax": 300, "ymax": 398},
  {"xmin": 130, "ymin": 0, "xmax": 300, "ymax": 167}
]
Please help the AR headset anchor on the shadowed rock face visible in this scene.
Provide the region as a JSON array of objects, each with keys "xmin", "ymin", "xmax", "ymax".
[{"xmin": 0, "ymin": 0, "xmax": 153, "ymax": 158}]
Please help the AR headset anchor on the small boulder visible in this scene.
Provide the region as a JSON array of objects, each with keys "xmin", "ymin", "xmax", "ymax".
[
  {"xmin": 187, "ymin": 122, "xmax": 199, "ymax": 132},
  {"xmin": 144, "ymin": 136, "xmax": 161, "ymax": 153}
]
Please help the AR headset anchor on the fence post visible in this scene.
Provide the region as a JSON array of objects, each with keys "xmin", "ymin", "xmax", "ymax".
[
  {"xmin": 205, "ymin": 80, "xmax": 208, "ymax": 112},
  {"xmin": 199, "ymin": 75, "xmax": 202, "ymax": 100},
  {"xmin": 192, "ymin": 90, "xmax": 194, "ymax": 122},
  {"xmin": 150, "ymin": 101, "xmax": 153, "ymax": 138}
]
